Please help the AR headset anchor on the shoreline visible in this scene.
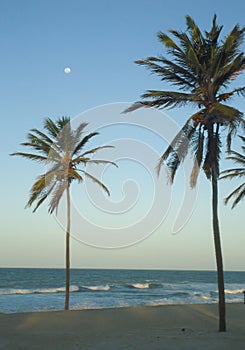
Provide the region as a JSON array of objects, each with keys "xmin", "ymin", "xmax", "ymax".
[
  {"xmin": 0, "ymin": 300, "xmax": 243, "ymax": 315},
  {"xmin": 0, "ymin": 303, "xmax": 244, "ymax": 349}
]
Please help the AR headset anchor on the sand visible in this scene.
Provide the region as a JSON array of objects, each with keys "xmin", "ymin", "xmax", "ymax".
[{"xmin": 0, "ymin": 303, "xmax": 244, "ymax": 349}]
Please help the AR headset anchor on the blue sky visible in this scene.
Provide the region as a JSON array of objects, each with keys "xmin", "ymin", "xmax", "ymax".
[{"xmin": 0, "ymin": 0, "xmax": 244, "ymax": 270}]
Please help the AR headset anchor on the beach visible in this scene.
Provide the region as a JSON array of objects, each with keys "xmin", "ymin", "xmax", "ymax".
[{"xmin": 0, "ymin": 303, "xmax": 244, "ymax": 349}]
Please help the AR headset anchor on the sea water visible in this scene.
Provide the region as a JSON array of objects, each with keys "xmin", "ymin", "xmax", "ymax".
[{"xmin": 0, "ymin": 268, "xmax": 244, "ymax": 313}]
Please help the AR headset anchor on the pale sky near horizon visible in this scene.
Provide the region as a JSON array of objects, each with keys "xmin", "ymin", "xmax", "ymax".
[{"xmin": 0, "ymin": 0, "xmax": 244, "ymax": 271}]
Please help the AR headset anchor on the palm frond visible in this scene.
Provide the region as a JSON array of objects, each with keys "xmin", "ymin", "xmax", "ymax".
[
  {"xmin": 76, "ymin": 145, "xmax": 114, "ymax": 159},
  {"xmin": 43, "ymin": 118, "xmax": 60, "ymax": 138},
  {"xmin": 141, "ymin": 90, "xmax": 197, "ymax": 109},
  {"xmin": 226, "ymin": 152, "xmax": 245, "ymax": 163},
  {"xmin": 79, "ymin": 169, "xmax": 111, "ymax": 196},
  {"xmin": 55, "ymin": 120, "xmax": 74, "ymax": 154},
  {"xmin": 157, "ymin": 32, "xmax": 182, "ymax": 51},
  {"xmin": 31, "ymin": 181, "xmax": 57, "ymax": 213},
  {"xmin": 49, "ymin": 181, "xmax": 68, "ymax": 214},
  {"xmin": 190, "ymin": 126, "xmax": 205, "ymax": 187},
  {"xmin": 213, "ymin": 54, "xmax": 245, "ymax": 89},
  {"xmin": 19, "ymin": 133, "xmax": 61, "ymax": 161},
  {"xmin": 157, "ymin": 122, "xmax": 195, "ymax": 180},
  {"xmin": 10, "ymin": 152, "xmax": 47, "ymax": 163},
  {"xmin": 217, "ymin": 86, "xmax": 245, "ymax": 103},
  {"xmin": 84, "ymin": 159, "xmax": 118, "ymax": 167},
  {"xmin": 122, "ymin": 102, "xmax": 148, "ymax": 114},
  {"xmin": 220, "ymin": 133, "xmax": 245, "ymax": 208},
  {"xmin": 208, "ymin": 103, "xmax": 244, "ymax": 127},
  {"xmin": 56, "ymin": 116, "xmax": 71, "ymax": 130},
  {"xmin": 158, "ymin": 56, "xmax": 197, "ymax": 87},
  {"xmin": 69, "ymin": 169, "xmax": 83, "ymax": 183},
  {"xmin": 72, "ymin": 132, "xmax": 99, "ymax": 156},
  {"xmin": 135, "ymin": 58, "xmax": 196, "ymax": 90},
  {"xmin": 26, "ymin": 174, "xmax": 56, "ymax": 212},
  {"xmin": 224, "ymin": 183, "xmax": 245, "ymax": 208},
  {"xmin": 26, "ymin": 175, "xmax": 46, "ymax": 208},
  {"xmin": 22, "ymin": 133, "xmax": 53, "ymax": 155},
  {"xmin": 73, "ymin": 122, "xmax": 89, "ymax": 149},
  {"xmin": 205, "ymin": 14, "xmax": 222, "ymax": 41},
  {"xmin": 30, "ymin": 128, "xmax": 55, "ymax": 147},
  {"xmin": 186, "ymin": 15, "xmax": 204, "ymax": 45},
  {"xmin": 220, "ymin": 168, "xmax": 245, "ymax": 180}
]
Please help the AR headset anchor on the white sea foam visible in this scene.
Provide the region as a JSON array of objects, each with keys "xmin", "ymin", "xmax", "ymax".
[
  {"xmin": 82, "ymin": 285, "xmax": 111, "ymax": 291},
  {"xmin": 225, "ymin": 288, "xmax": 244, "ymax": 295},
  {"xmin": 148, "ymin": 299, "xmax": 173, "ymax": 306},
  {"xmin": 0, "ymin": 289, "xmax": 31, "ymax": 295},
  {"xmin": 131, "ymin": 283, "xmax": 150, "ymax": 289},
  {"xmin": 0, "ymin": 285, "xmax": 79, "ymax": 295}
]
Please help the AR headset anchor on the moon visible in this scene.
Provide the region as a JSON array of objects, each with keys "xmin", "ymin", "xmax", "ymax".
[{"xmin": 64, "ymin": 67, "xmax": 71, "ymax": 74}]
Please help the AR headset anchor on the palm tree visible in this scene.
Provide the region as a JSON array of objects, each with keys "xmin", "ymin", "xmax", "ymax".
[
  {"xmin": 11, "ymin": 117, "xmax": 116, "ymax": 310},
  {"xmin": 220, "ymin": 135, "xmax": 245, "ymax": 208},
  {"xmin": 125, "ymin": 15, "xmax": 245, "ymax": 331}
]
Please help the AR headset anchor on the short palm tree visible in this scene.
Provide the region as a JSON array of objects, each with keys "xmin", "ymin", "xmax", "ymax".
[
  {"xmin": 11, "ymin": 117, "xmax": 116, "ymax": 310},
  {"xmin": 220, "ymin": 135, "xmax": 245, "ymax": 207},
  {"xmin": 125, "ymin": 15, "xmax": 245, "ymax": 331}
]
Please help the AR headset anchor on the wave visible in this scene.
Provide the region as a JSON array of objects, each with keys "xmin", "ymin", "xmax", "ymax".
[
  {"xmin": 211, "ymin": 288, "xmax": 244, "ymax": 295},
  {"xmin": 201, "ymin": 295, "xmax": 212, "ymax": 301},
  {"xmin": 0, "ymin": 284, "xmax": 112, "ymax": 295},
  {"xmin": 81, "ymin": 285, "xmax": 111, "ymax": 291},
  {"xmin": 0, "ymin": 285, "xmax": 79, "ymax": 295},
  {"xmin": 225, "ymin": 288, "xmax": 244, "ymax": 295},
  {"xmin": 131, "ymin": 283, "xmax": 150, "ymax": 289}
]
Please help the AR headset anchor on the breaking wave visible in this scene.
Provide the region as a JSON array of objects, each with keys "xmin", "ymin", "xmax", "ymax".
[
  {"xmin": 0, "ymin": 285, "xmax": 80, "ymax": 295},
  {"xmin": 81, "ymin": 285, "xmax": 111, "ymax": 291},
  {"xmin": 130, "ymin": 283, "xmax": 150, "ymax": 289}
]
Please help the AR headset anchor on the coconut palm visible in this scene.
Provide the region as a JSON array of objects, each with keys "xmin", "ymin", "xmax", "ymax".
[
  {"xmin": 11, "ymin": 117, "xmax": 116, "ymax": 310},
  {"xmin": 220, "ymin": 135, "xmax": 245, "ymax": 208},
  {"xmin": 125, "ymin": 15, "xmax": 245, "ymax": 331}
]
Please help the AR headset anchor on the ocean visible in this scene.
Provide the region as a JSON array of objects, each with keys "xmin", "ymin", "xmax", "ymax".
[{"xmin": 0, "ymin": 268, "xmax": 244, "ymax": 313}]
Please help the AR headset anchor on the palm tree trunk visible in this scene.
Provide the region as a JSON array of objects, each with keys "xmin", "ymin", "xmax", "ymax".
[
  {"xmin": 65, "ymin": 186, "xmax": 71, "ymax": 310},
  {"xmin": 211, "ymin": 170, "xmax": 226, "ymax": 332}
]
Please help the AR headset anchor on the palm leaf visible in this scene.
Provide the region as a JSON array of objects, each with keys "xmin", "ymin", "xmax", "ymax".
[
  {"xmin": 224, "ymin": 183, "xmax": 245, "ymax": 208},
  {"xmin": 30, "ymin": 128, "xmax": 55, "ymax": 147},
  {"xmin": 78, "ymin": 169, "xmax": 110, "ymax": 196},
  {"xmin": 43, "ymin": 118, "xmax": 60, "ymax": 138},
  {"xmin": 49, "ymin": 180, "xmax": 68, "ymax": 214},
  {"xmin": 220, "ymin": 134, "xmax": 245, "ymax": 208},
  {"xmin": 141, "ymin": 90, "xmax": 197, "ymax": 109},
  {"xmin": 190, "ymin": 127, "xmax": 205, "ymax": 187},
  {"xmin": 72, "ymin": 132, "xmax": 99, "ymax": 156},
  {"xmin": 10, "ymin": 152, "xmax": 47, "ymax": 163},
  {"xmin": 75, "ymin": 145, "xmax": 114, "ymax": 160},
  {"xmin": 157, "ymin": 121, "xmax": 195, "ymax": 179},
  {"xmin": 220, "ymin": 168, "xmax": 245, "ymax": 180}
]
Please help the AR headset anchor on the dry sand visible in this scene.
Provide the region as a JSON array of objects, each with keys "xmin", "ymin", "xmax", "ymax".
[{"xmin": 0, "ymin": 303, "xmax": 244, "ymax": 349}]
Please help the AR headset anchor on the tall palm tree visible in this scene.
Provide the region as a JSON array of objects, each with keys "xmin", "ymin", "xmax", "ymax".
[
  {"xmin": 11, "ymin": 117, "xmax": 116, "ymax": 310},
  {"xmin": 125, "ymin": 15, "xmax": 245, "ymax": 331},
  {"xmin": 220, "ymin": 135, "xmax": 245, "ymax": 208}
]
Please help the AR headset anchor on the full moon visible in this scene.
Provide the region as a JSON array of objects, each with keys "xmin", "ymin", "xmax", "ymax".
[{"xmin": 64, "ymin": 67, "xmax": 71, "ymax": 74}]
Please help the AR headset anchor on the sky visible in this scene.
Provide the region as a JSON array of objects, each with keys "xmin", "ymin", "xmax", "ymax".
[{"xmin": 0, "ymin": 0, "xmax": 244, "ymax": 270}]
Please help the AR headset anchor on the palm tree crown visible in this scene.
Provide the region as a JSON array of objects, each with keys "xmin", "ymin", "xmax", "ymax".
[
  {"xmin": 11, "ymin": 117, "xmax": 115, "ymax": 213},
  {"xmin": 126, "ymin": 15, "xmax": 245, "ymax": 183},
  {"xmin": 220, "ymin": 135, "xmax": 245, "ymax": 208}
]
